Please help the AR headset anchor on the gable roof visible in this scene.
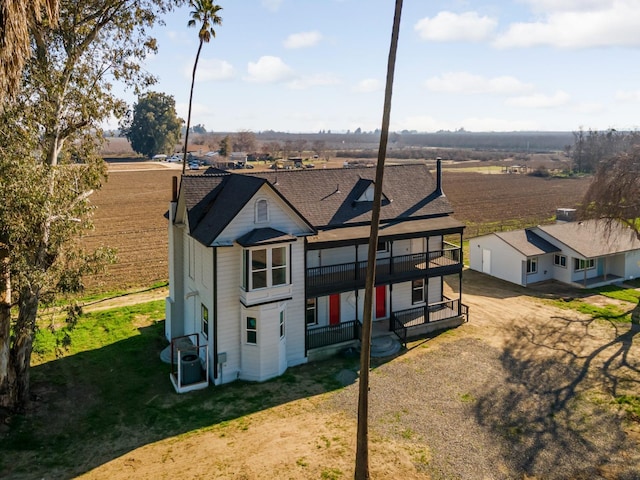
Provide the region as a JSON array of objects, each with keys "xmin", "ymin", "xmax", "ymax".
[
  {"xmin": 246, "ymin": 164, "xmax": 452, "ymax": 227},
  {"xmin": 535, "ymin": 220, "xmax": 640, "ymax": 257},
  {"xmin": 494, "ymin": 229, "xmax": 561, "ymax": 257},
  {"xmin": 178, "ymin": 173, "xmax": 312, "ymax": 246}
]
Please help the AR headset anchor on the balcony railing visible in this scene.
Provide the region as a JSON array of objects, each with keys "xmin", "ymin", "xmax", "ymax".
[
  {"xmin": 306, "ymin": 296, "xmax": 469, "ymax": 351},
  {"xmin": 306, "ymin": 320, "xmax": 360, "ymax": 350},
  {"xmin": 306, "ymin": 242, "xmax": 462, "ymax": 295}
]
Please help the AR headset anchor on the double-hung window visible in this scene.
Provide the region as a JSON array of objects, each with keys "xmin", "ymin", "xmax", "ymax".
[
  {"xmin": 527, "ymin": 257, "xmax": 538, "ymax": 274},
  {"xmin": 306, "ymin": 298, "xmax": 317, "ymax": 326},
  {"xmin": 412, "ymin": 279, "xmax": 425, "ymax": 304},
  {"xmin": 201, "ymin": 304, "xmax": 209, "ymax": 339},
  {"xmin": 246, "ymin": 316, "xmax": 257, "ymax": 344},
  {"xmin": 243, "ymin": 245, "xmax": 289, "ymax": 291}
]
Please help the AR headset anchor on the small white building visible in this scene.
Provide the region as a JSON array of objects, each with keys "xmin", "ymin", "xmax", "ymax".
[{"xmin": 469, "ymin": 219, "xmax": 640, "ymax": 288}]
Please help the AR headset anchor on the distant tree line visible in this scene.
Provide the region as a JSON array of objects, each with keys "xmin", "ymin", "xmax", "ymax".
[
  {"xmin": 568, "ymin": 128, "xmax": 640, "ymax": 173},
  {"xmin": 336, "ymin": 148, "xmax": 514, "ymax": 162}
]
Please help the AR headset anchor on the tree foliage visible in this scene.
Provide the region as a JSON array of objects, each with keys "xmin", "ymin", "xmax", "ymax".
[
  {"xmin": 232, "ymin": 130, "xmax": 256, "ymax": 152},
  {"xmin": 0, "ymin": 0, "xmax": 58, "ymax": 105},
  {"xmin": 0, "ymin": 0, "xmax": 181, "ymax": 413},
  {"xmin": 121, "ymin": 91, "xmax": 183, "ymax": 158}
]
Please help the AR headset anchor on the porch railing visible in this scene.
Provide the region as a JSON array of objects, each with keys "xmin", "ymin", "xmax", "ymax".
[
  {"xmin": 306, "ymin": 319, "xmax": 360, "ymax": 350},
  {"xmin": 306, "ymin": 244, "xmax": 462, "ymax": 294},
  {"xmin": 392, "ymin": 297, "xmax": 469, "ymax": 329}
]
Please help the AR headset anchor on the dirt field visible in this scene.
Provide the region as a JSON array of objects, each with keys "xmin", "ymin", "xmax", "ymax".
[
  {"xmin": 74, "ymin": 271, "xmax": 640, "ymax": 480},
  {"xmin": 82, "ymin": 159, "xmax": 590, "ymax": 292}
]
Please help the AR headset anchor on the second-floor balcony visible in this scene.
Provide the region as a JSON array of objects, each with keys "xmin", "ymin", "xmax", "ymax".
[{"xmin": 306, "ymin": 242, "xmax": 462, "ymax": 296}]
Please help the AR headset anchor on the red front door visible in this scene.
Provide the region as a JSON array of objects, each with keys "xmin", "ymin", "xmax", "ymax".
[
  {"xmin": 329, "ymin": 294, "xmax": 340, "ymax": 325},
  {"xmin": 375, "ymin": 286, "xmax": 386, "ymax": 319}
]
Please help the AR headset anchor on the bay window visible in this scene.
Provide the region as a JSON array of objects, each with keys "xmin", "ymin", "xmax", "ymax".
[{"xmin": 243, "ymin": 245, "xmax": 289, "ymax": 291}]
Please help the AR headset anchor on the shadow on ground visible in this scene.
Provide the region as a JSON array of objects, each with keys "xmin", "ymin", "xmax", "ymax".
[
  {"xmin": 474, "ymin": 315, "xmax": 640, "ymax": 479},
  {"xmin": 0, "ymin": 321, "xmax": 363, "ymax": 479}
]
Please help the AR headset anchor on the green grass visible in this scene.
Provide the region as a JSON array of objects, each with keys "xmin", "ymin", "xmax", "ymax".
[
  {"xmin": 614, "ymin": 395, "xmax": 640, "ymax": 419},
  {"xmin": 1, "ymin": 299, "xmax": 357, "ymax": 479},
  {"xmin": 550, "ymin": 298, "xmax": 631, "ymax": 322},
  {"xmin": 589, "ymin": 283, "xmax": 640, "ymax": 304}
]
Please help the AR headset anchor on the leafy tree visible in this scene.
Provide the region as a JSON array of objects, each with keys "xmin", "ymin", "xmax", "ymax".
[
  {"xmin": 0, "ymin": 0, "xmax": 58, "ymax": 105},
  {"xmin": 0, "ymin": 0, "xmax": 180, "ymax": 413},
  {"xmin": 121, "ymin": 92, "xmax": 183, "ymax": 158},
  {"xmin": 192, "ymin": 123, "xmax": 207, "ymax": 134},
  {"xmin": 183, "ymin": 0, "xmax": 223, "ymax": 174}
]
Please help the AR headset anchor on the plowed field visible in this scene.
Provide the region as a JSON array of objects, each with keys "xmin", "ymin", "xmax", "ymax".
[{"xmin": 82, "ymin": 161, "xmax": 591, "ymax": 292}]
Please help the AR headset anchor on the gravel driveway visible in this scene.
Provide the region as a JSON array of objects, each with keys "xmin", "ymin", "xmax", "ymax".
[{"xmin": 330, "ymin": 271, "xmax": 640, "ymax": 479}]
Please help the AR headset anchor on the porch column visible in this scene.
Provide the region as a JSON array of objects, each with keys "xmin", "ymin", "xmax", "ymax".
[
  {"xmin": 390, "ymin": 240, "xmax": 394, "ymax": 275},
  {"xmin": 458, "ymin": 271, "xmax": 462, "ymax": 316},
  {"xmin": 388, "ymin": 283, "xmax": 393, "ymax": 332}
]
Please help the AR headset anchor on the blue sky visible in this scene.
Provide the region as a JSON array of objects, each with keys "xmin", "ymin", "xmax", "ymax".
[{"xmin": 120, "ymin": 0, "xmax": 640, "ymax": 133}]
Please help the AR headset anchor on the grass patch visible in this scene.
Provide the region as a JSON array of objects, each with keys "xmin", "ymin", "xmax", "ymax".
[
  {"xmin": 590, "ymin": 284, "xmax": 640, "ymax": 304},
  {"xmin": 614, "ymin": 395, "xmax": 640, "ymax": 419},
  {"xmin": 549, "ymin": 298, "xmax": 631, "ymax": 322},
  {"xmin": 2, "ymin": 299, "xmax": 357, "ymax": 479}
]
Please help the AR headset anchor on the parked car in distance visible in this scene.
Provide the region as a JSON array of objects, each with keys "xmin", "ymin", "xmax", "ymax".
[
  {"xmin": 188, "ymin": 162, "xmax": 200, "ymax": 170},
  {"xmin": 167, "ymin": 155, "xmax": 181, "ymax": 162}
]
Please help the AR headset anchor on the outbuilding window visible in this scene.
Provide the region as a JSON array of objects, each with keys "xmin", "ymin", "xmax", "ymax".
[
  {"xmin": 554, "ymin": 254, "xmax": 567, "ymax": 268},
  {"xmin": 527, "ymin": 257, "xmax": 538, "ymax": 274},
  {"xmin": 574, "ymin": 258, "xmax": 595, "ymax": 271}
]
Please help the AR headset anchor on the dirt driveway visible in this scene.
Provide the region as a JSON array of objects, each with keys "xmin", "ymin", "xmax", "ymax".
[{"xmin": 80, "ymin": 270, "xmax": 640, "ymax": 480}]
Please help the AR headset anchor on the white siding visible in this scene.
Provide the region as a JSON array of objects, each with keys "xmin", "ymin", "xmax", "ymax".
[
  {"xmin": 625, "ymin": 250, "xmax": 640, "ymax": 280},
  {"xmin": 469, "ymin": 234, "xmax": 528, "ymax": 286},
  {"xmin": 216, "ymin": 185, "xmax": 313, "ymax": 244}
]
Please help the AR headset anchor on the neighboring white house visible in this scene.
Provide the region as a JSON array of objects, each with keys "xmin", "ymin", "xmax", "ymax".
[
  {"xmin": 165, "ymin": 162, "xmax": 467, "ymax": 391},
  {"xmin": 469, "ymin": 218, "xmax": 640, "ymax": 288}
]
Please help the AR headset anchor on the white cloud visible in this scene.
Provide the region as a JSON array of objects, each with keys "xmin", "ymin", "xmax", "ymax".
[
  {"xmin": 261, "ymin": 0, "xmax": 283, "ymax": 12},
  {"xmin": 615, "ymin": 89, "xmax": 640, "ymax": 102},
  {"xmin": 425, "ymin": 72, "xmax": 534, "ymax": 95},
  {"xmin": 187, "ymin": 59, "xmax": 235, "ymax": 82},
  {"xmin": 522, "ymin": 0, "xmax": 613, "ymax": 13},
  {"xmin": 506, "ymin": 91, "xmax": 571, "ymax": 108},
  {"xmin": 353, "ymin": 78, "xmax": 382, "ymax": 93},
  {"xmin": 494, "ymin": 1, "xmax": 640, "ymax": 48},
  {"xmin": 245, "ymin": 56, "xmax": 295, "ymax": 83},
  {"xmin": 175, "ymin": 101, "xmax": 209, "ymax": 121},
  {"xmin": 287, "ymin": 73, "xmax": 341, "ymax": 90},
  {"xmin": 284, "ymin": 31, "xmax": 323, "ymax": 49},
  {"xmin": 414, "ymin": 11, "xmax": 497, "ymax": 42}
]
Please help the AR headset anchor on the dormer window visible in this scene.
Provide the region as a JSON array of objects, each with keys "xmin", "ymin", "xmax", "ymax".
[{"xmin": 255, "ymin": 199, "xmax": 268, "ymax": 223}]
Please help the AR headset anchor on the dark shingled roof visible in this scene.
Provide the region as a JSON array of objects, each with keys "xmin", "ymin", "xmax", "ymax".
[
  {"xmin": 246, "ymin": 164, "xmax": 452, "ymax": 227},
  {"xmin": 236, "ymin": 228, "xmax": 297, "ymax": 247},
  {"xmin": 495, "ymin": 229, "xmax": 561, "ymax": 257},
  {"xmin": 177, "ymin": 164, "xmax": 458, "ymax": 246}
]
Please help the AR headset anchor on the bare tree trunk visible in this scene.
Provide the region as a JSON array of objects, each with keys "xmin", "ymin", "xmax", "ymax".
[
  {"xmin": 183, "ymin": 39, "xmax": 204, "ymax": 175},
  {"xmin": 0, "ymin": 243, "xmax": 13, "ymax": 409},
  {"xmin": 11, "ymin": 288, "xmax": 39, "ymax": 412},
  {"xmin": 354, "ymin": 1, "xmax": 403, "ymax": 478}
]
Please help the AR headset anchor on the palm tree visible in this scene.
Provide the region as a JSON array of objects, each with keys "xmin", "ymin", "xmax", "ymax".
[
  {"xmin": 182, "ymin": 0, "xmax": 222, "ymax": 174},
  {"xmin": 355, "ymin": 1, "xmax": 404, "ymax": 478},
  {"xmin": 0, "ymin": 0, "xmax": 58, "ymax": 105}
]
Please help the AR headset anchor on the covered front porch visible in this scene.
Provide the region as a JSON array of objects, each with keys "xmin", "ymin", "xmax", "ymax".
[{"xmin": 305, "ymin": 296, "xmax": 469, "ymax": 357}]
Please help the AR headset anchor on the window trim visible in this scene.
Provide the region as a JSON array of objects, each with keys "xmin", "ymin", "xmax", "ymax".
[
  {"xmin": 554, "ymin": 254, "xmax": 567, "ymax": 268},
  {"xmin": 201, "ymin": 304, "xmax": 209, "ymax": 339},
  {"xmin": 574, "ymin": 258, "xmax": 595, "ymax": 272},
  {"xmin": 526, "ymin": 257, "xmax": 538, "ymax": 274},
  {"xmin": 279, "ymin": 310, "xmax": 285, "ymax": 339},
  {"xmin": 306, "ymin": 298, "xmax": 317, "ymax": 326},
  {"xmin": 255, "ymin": 198, "xmax": 269, "ymax": 223},
  {"xmin": 376, "ymin": 240, "xmax": 389, "ymax": 253},
  {"xmin": 411, "ymin": 279, "xmax": 425, "ymax": 305},
  {"xmin": 243, "ymin": 245, "xmax": 290, "ymax": 291},
  {"xmin": 246, "ymin": 316, "xmax": 257, "ymax": 345}
]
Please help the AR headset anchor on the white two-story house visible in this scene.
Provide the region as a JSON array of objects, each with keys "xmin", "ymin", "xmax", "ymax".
[{"xmin": 165, "ymin": 162, "xmax": 467, "ymax": 391}]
